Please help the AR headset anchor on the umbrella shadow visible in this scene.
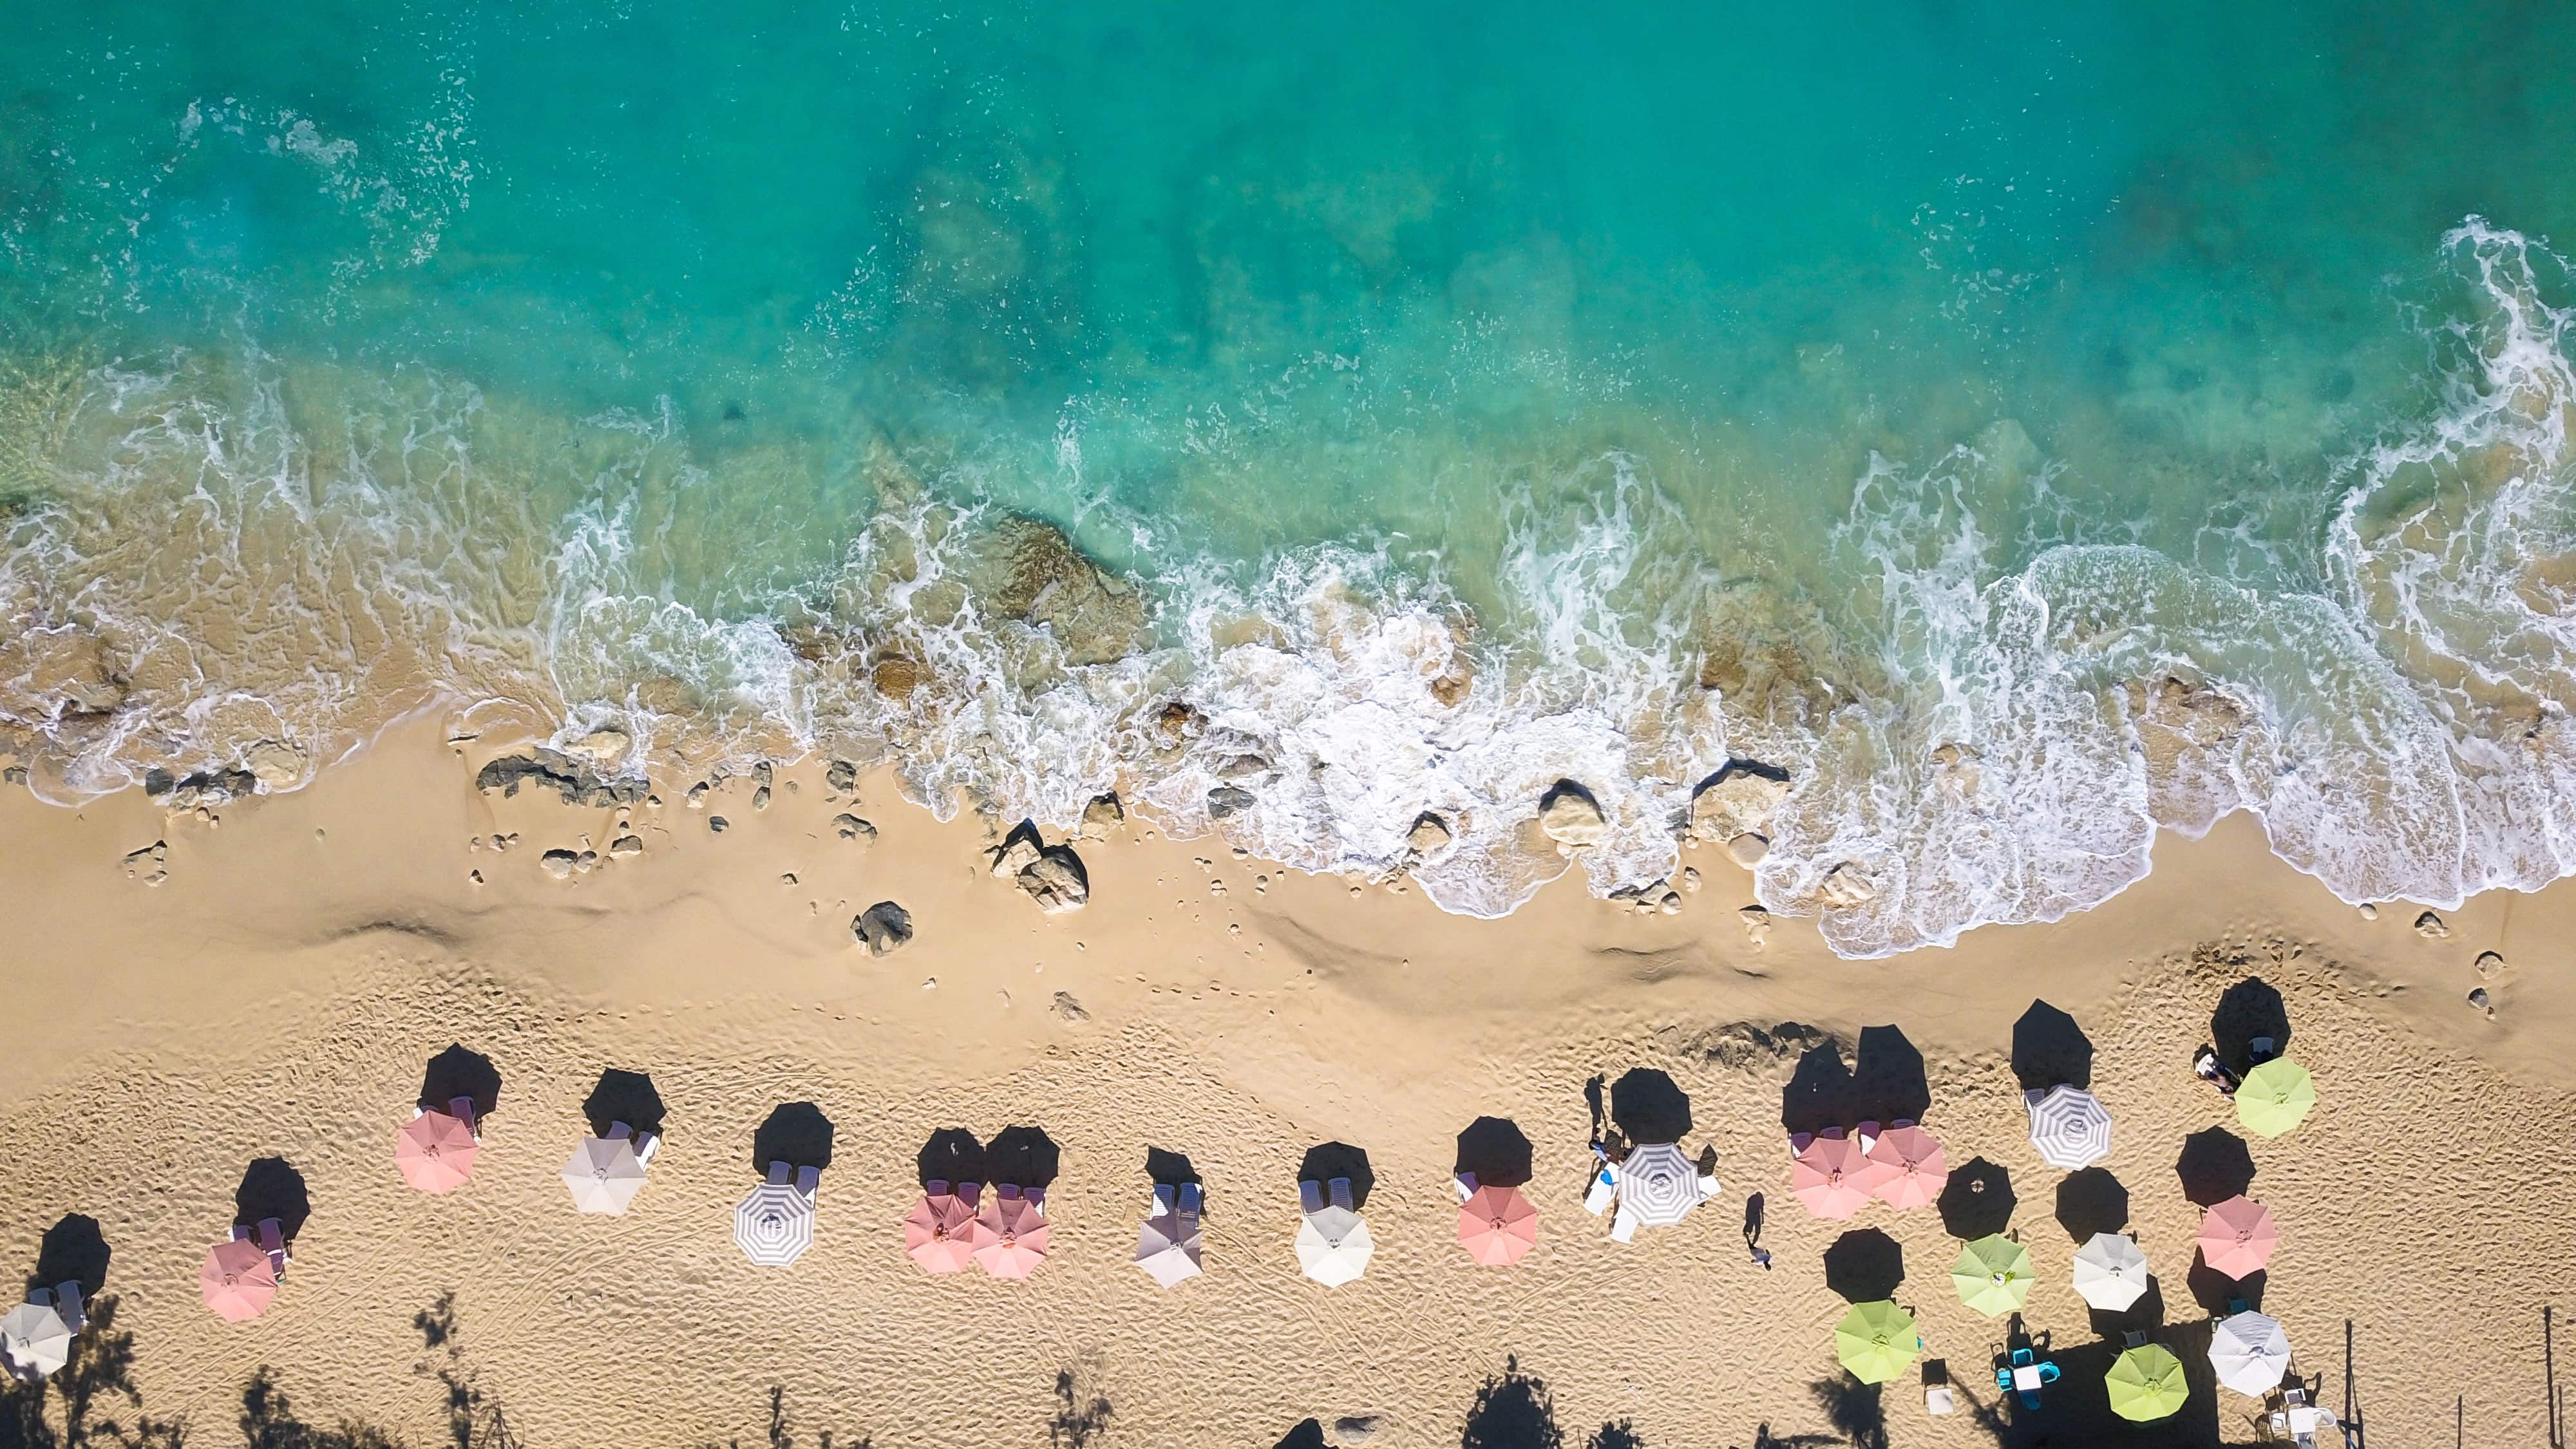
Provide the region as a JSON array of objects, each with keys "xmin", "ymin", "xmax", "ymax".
[
  {"xmin": 1853, "ymin": 1026, "xmax": 1930, "ymax": 1126},
  {"xmin": 2211, "ymin": 978, "xmax": 2293, "ymax": 1075},
  {"xmin": 987, "ymin": 1125, "xmax": 1061, "ymax": 1190},
  {"xmin": 1461, "ymin": 1356, "xmax": 1560, "ymax": 1449},
  {"xmin": 1273, "ymin": 1421, "xmax": 1329, "ymax": 1449},
  {"xmin": 750, "ymin": 1102, "xmax": 835, "ymax": 1175},
  {"xmin": 1609, "ymin": 1068, "xmax": 1692, "ymax": 1146},
  {"xmin": 1938, "ymin": 1157, "xmax": 2016, "ymax": 1240},
  {"xmin": 2186, "ymin": 1251, "xmax": 2267, "ymax": 1314},
  {"xmin": 1455, "ymin": 1116, "xmax": 1535, "ymax": 1188},
  {"xmin": 916, "ymin": 1128, "xmax": 985, "ymax": 1187},
  {"xmin": 1822, "ymin": 1228, "xmax": 1905, "ymax": 1303},
  {"xmin": 232, "ymin": 1159, "xmax": 311, "ymax": 1241},
  {"xmin": 417, "ymin": 1043, "xmax": 501, "ymax": 1119},
  {"xmin": 27, "ymin": 1215, "xmax": 109, "ymax": 1300},
  {"xmin": 2053, "ymin": 1168, "xmax": 2130, "ymax": 1241},
  {"xmin": 1781, "ymin": 1043, "xmax": 1860, "ymax": 1137},
  {"xmin": 2175, "ymin": 1128, "xmax": 2256, "ymax": 1206},
  {"xmin": 2086, "ymin": 1274, "xmax": 2168, "ymax": 1343},
  {"xmin": 1296, "ymin": 1142, "xmax": 1375, "ymax": 1209},
  {"xmin": 580, "ymin": 1068, "xmax": 666, "ymax": 1139},
  {"xmin": 2010, "ymin": 1001, "xmax": 2093, "ymax": 1092},
  {"xmin": 1143, "ymin": 1147, "xmax": 1201, "ymax": 1188}
]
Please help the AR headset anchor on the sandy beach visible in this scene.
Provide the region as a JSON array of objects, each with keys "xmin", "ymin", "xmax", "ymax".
[{"xmin": 0, "ymin": 717, "xmax": 2566, "ymax": 1448}]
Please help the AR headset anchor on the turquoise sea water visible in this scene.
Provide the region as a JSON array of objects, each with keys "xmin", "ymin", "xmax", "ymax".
[{"xmin": 5, "ymin": 2, "xmax": 2576, "ymax": 952}]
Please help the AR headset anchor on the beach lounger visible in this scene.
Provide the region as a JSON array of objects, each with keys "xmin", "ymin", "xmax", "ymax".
[
  {"xmin": 635, "ymin": 1132, "xmax": 659, "ymax": 1166},
  {"xmin": 258, "ymin": 1218, "xmax": 289, "ymax": 1281},
  {"xmin": 50, "ymin": 1283, "xmax": 80, "ymax": 1335},
  {"xmin": 447, "ymin": 1096, "xmax": 480, "ymax": 1140},
  {"xmin": 1608, "ymin": 1203, "xmax": 1639, "ymax": 1243},
  {"xmin": 764, "ymin": 1159, "xmax": 793, "ymax": 1186},
  {"xmin": 1923, "ymin": 1361, "xmax": 1953, "ymax": 1416},
  {"xmin": 1327, "ymin": 1177, "xmax": 1354, "ymax": 1212},
  {"xmin": 1177, "ymin": 1182, "xmax": 1202, "ymax": 1216},
  {"xmin": 1454, "ymin": 1171, "xmax": 1479, "ymax": 1203},
  {"xmin": 1299, "ymin": 1180, "xmax": 1325, "ymax": 1214},
  {"xmin": 607, "ymin": 1121, "xmax": 633, "ymax": 1140},
  {"xmin": 1151, "ymin": 1183, "xmax": 1176, "ymax": 1215},
  {"xmin": 1787, "ymin": 1131, "xmax": 1814, "ymax": 1155},
  {"xmin": 794, "ymin": 1164, "xmax": 820, "ymax": 1198}
]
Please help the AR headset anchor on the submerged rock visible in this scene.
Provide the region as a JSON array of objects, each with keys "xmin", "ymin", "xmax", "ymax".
[
  {"xmin": 1537, "ymin": 780, "xmax": 1606, "ymax": 848},
  {"xmin": 824, "ymin": 759, "xmax": 859, "ymax": 794},
  {"xmin": 853, "ymin": 901, "xmax": 914, "ymax": 956},
  {"xmin": 971, "ymin": 516, "xmax": 1149, "ymax": 666},
  {"xmin": 1688, "ymin": 759, "xmax": 1793, "ymax": 842},
  {"xmin": 1207, "ymin": 784, "xmax": 1255, "ymax": 820},
  {"xmin": 1726, "ymin": 832, "xmax": 1770, "ymax": 867},
  {"xmin": 1817, "ymin": 862, "xmax": 1879, "ymax": 909},
  {"xmin": 242, "ymin": 740, "xmax": 307, "ymax": 791},
  {"xmin": 1405, "ymin": 812, "xmax": 1453, "ymax": 857},
  {"xmin": 144, "ymin": 766, "xmax": 259, "ymax": 810},
  {"xmin": 475, "ymin": 750, "xmax": 647, "ymax": 809},
  {"xmin": 558, "ymin": 728, "xmax": 632, "ymax": 771}
]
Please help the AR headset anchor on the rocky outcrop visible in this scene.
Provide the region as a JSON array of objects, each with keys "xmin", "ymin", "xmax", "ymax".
[
  {"xmin": 853, "ymin": 901, "xmax": 914, "ymax": 956},
  {"xmin": 1079, "ymin": 793, "xmax": 1124, "ymax": 840},
  {"xmin": 1687, "ymin": 759, "xmax": 1792, "ymax": 842},
  {"xmin": 1018, "ymin": 846, "xmax": 1090, "ymax": 914},
  {"xmin": 1405, "ymin": 813, "xmax": 1453, "ymax": 857},
  {"xmin": 970, "ymin": 516, "xmax": 1148, "ymax": 666},
  {"xmin": 144, "ymin": 766, "xmax": 258, "ymax": 810},
  {"xmin": 474, "ymin": 749, "xmax": 647, "ymax": 808},
  {"xmin": 832, "ymin": 813, "xmax": 877, "ymax": 846},
  {"xmin": 1537, "ymin": 780, "xmax": 1605, "ymax": 848},
  {"xmin": 1207, "ymin": 784, "xmax": 1255, "ymax": 820}
]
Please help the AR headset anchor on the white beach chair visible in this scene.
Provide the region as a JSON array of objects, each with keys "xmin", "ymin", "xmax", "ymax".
[
  {"xmin": 1609, "ymin": 1202, "xmax": 1640, "ymax": 1244},
  {"xmin": 1151, "ymin": 1182, "xmax": 1176, "ymax": 1215},
  {"xmin": 258, "ymin": 1218, "xmax": 289, "ymax": 1280},
  {"xmin": 1696, "ymin": 1168, "xmax": 1723, "ymax": 1201},
  {"xmin": 794, "ymin": 1164, "xmax": 820, "ymax": 1198},
  {"xmin": 635, "ymin": 1132, "xmax": 659, "ymax": 1166},
  {"xmin": 1327, "ymin": 1177, "xmax": 1355, "ymax": 1212},
  {"xmin": 447, "ymin": 1095, "xmax": 481, "ymax": 1141},
  {"xmin": 1454, "ymin": 1171, "xmax": 1479, "ymax": 1203},
  {"xmin": 1584, "ymin": 1164, "xmax": 1617, "ymax": 1216},
  {"xmin": 1298, "ymin": 1179, "xmax": 1325, "ymax": 1215}
]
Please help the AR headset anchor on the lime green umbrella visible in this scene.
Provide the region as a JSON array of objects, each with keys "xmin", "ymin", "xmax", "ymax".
[
  {"xmin": 2235, "ymin": 1058, "xmax": 2316, "ymax": 1138},
  {"xmin": 1951, "ymin": 1235, "xmax": 2033, "ymax": 1317},
  {"xmin": 1833, "ymin": 1300, "xmax": 1919, "ymax": 1384},
  {"xmin": 2107, "ymin": 1343, "xmax": 2190, "ymax": 1421}
]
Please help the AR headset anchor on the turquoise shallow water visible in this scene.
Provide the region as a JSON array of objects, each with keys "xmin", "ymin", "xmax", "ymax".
[{"xmin": 5, "ymin": 2, "xmax": 2576, "ymax": 951}]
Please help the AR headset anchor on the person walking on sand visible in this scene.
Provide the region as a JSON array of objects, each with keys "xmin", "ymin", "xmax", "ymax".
[
  {"xmin": 2193, "ymin": 1045, "xmax": 2240, "ymax": 1097},
  {"xmin": 1743, "ymin": 1191, "xmax": 1772, "ymax": 1269}
]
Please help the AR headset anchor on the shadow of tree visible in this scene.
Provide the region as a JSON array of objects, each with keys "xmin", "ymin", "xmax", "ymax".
[
  {"xmin": 1587, "ymin": 1419, "xmax": 1643, "ymax": 1449},
  {"xmin": 1046, "ymin": 1367, "xmax": 1111, "ymax": 1449},
  {"xmin": 0, "ymin": 1296, "xmax": 185, "ymax": 1449},
  {"xmin": 1808, "ymin": 1375, "xmax": 1887, "ymax": 1449},
  {"xmin": 1461, "ymin": 1356, "xmax": 1561, "ymax": 1449},
  {"xmin": 239, "ymin": 1366, "xmax": 401, "ymax": 1449}
]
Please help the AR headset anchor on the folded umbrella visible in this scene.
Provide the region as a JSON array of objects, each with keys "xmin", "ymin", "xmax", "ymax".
[
  {"xmin": 2072, "ymin": 1231, "xmax": 2150, "ymax": 1312},
  {"xmin": 396, "ymin": 1109, "xmax": 479, "ymax": 1194},
  {"xmin": 2197, "ymin": 1196, "xmax": 2278, "ymax": 1279},
  {"xmin": 2235, "ymin": 1059, "xmax": 2316, "ymax": 1138},
  {"xmin": 973, "ymin": 1193, "xmax": 1050, "ymax": 1280},
  {"xmin": 1864, "ymin": 1125, "xmax": 1947, "ymax": 1209},
  {"xmin": 2209, "ymin": 1309, "xmax": 2291, "ymax": 1396},
  {"xmin": 1833, "ymin": 1300, "xmax": 1919, "ymax": 1385},
  {"xmin": 905, "ymin": 1191, "xmax": 990, "ymax": 1275},
  {"xmin": 1792, "ymin": 1135, "xmax": 1886, "ymax": 1220},
  {"xmin": 201, "ymin": 1239, "xmax": 278, "ymax": 1322},
  {"xmin": 2108, "ymin": 1343, "xmax": 2190, "ymax": 1422},
  {"xmin": 1457, "ymin": 1185, "xmax": 1538, "ymax": 1266},
  {"xmin": 1951, "ymin": 1234, "xmax": 2034, "ymax": 1317}
]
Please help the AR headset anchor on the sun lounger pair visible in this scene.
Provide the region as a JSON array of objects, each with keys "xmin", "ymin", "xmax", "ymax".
[
  {"xmin": 763, "ymin": 1160, "xmax": 822, "ymax": 1197},
  {"xmin": 27, "ymin": 1282, "xmax": 83, "ymax": 1334},
  {"xmin": 231, "ymin": 1218, "xmax": 292, "ymax": 1280},
  {"xmin": 1296, "ymin": 1178, "xmax": 1356, "ymax": 1215},
  {"xmin": 604, "ymin": 1121, "xmax": 661, "ymax": 1166}
]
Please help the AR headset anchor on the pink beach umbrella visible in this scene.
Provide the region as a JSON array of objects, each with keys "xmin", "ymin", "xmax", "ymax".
[
  {"xmin": 1792, "ymin": 1136, "xmax": 1888, "ymax": 1220},
  {"xmin": 973, "ymin": 1194, "xmax": 1050, "ymax": 1279},
  {"xmin": 1457, "ymin": 1186, "xmax": 1539, "ymax": 1266},
  {"xmin": 2197, "ymin": 1196, "xmax": 2279, "ymax": 1279},
  {"xmin": 1864, "ymin": 1126, "xmax": 1949, "ymax": 1209},
  {"xmin": 905, "ymin": 1191, "xmax": 992, "ymax": 1275},
  {"xmin": 200, "ymin": 1240, "xmax": 276, "ymax": 1323},
  {"xmin": 395, "ymin": 1106, "xmax": 479, "ymax": 1194}
]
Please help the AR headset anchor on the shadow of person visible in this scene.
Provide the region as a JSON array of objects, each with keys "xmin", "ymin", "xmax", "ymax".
[
  {"xmin": 1937, "ymin": 1157, "xmax": 2017, "ymax": 1240},
  {"xmin": 2010, "ymin": 1001, "xmax": 2094, "ymax": 1092},
  {"xmin": 2186, "ymin": 1251, "xmax": 2266, "ymax": 1314},
  {"xmin": 28, "ymin": 1215, "xmax": 109, "ymax": 1300},
  {"xmin": 581, "ymin": 1068, "xmax": 667, "ymax": 1139},
  {"xmin": 750, "ymin": 1102, "xmax": 835, "ymax": 1175},
  {"xmin": 417, "ymin": 1043, "xmax": 501, "ymax": 1119},
  {"xmin": 232, "ymin": 1159, "xmax": 312, "ymax": 1241},
  {"xmin": 1273, "ymin": 1420, "xmax": 1329, "ymax": 1449},
  {"xmin": 1611, "ymin": 1068, "xmax": 1692, "ymax": 1144},
  {"xmin": 2175, "ymin": 1128, "xmax": 2257, "ymax": 1206},
  {"xmin": 1781, "ymin": 1043, "xmax": 1860, "ymax": 1137},
  {"xmin": 2087, "ymin": 1274, "xmax": 2168, "ymax": 1343},
  {"xmin": 916, "ymin": 1129, "xmax": 985, "ymax": 1188},
  {"xmin": 1852, "ymin": 1026, "xmax": 1930, "ymax": 1126},
  {"xmin": 1461, "ymin": 1356, "xmax": 1560, "ymax": 1449},
  {"xmin": 1822, "ymin": 1228, "xmax": 1906, "ymax": 1302},
  {"xmin": 1143, "ymin": 1147, "xmax": 1200, "ymax": 1188},
  {"xmin": 1455, "ymin": 1117, "xmax": 1535, "ymax": 1188},
  {"xmin": 2211, "ymin": 978, "xmax": 2293, "ymax": 1075},
  {"xmin": 987, "ymin": 1126, "xmax": 1061, "ymax": 1191},
  {"xmin": 1296, "ymin": 1142, "xmax": 1376, "ymax": 1209},
  {"xmin": 2053, "ymin": 1168, "xmax": 2131, "ymax": 1241}
]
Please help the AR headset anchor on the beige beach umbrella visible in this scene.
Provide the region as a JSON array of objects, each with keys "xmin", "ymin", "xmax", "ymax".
[
  {"xmin": 562, "ymin": 1135, "xmax": 649, "ymax": 1215},
  {"xmin": 2071, "ymin": 1232, "xmax": 2150, "ymax": 1311},
  {"xmin": 0, "ymin": 1301, "xmax": 72, "ymax": 1381},
  {"xmin": 1296, "ymin": 1206, "xmax": 1373, "ymax": 1287}
]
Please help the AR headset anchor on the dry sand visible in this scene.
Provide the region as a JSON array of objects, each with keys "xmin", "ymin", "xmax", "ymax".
[{"xmin": 1, "ymin": 715, "xmax": 2570, "ymax": 1448}]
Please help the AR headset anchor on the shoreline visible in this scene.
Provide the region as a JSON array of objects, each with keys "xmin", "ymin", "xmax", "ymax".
[{"xmin": 0, "ymin": 715, "xmax": 2568, "ymax": 1445}]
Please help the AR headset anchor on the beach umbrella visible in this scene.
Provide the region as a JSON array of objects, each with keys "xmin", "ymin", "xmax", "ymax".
[
  {"xmin": 2209, "ymin": 1309, "xmax": 2291, "ymax": 1396},
  {"xmin": 1951, "ymin": 1235, "xmax": 2034, "ymax": 1317},
  {"xmin": 733, "ymin": 1181, "xmax": 815, "ymax": 1267},
  {"xmin": 201, "ymin": 1240, "xmax": 277, "ymax": 1322},
  {"xmin": 0, "ymin": 1302, "xmax": 71, "ymax": 1380},
  {"xmin": 2107, "ymin": 1343, "xmax": 2190, "ymax": 1422},
  {"xmin": 972, "ymin": 1195, "xmax": 1050, "ymax": 1280},
  {"xmin": 561, "ymin": 1135, "xmax": 648, "ymax": 1215},
  {"xmin": 1457, "ymin": 1185, "xmax": 1539, "ymax": 1266},
  {"xmin": 1616, "ymin": 1142, "xmax": 1705, "ymax": 1229},
  {"xmin": 1864, "ymin": 1125, "xmax": 1948, "ymax": 1209},
  {"xmin": 1792, "ymin": 1136, "xmax": 1886, "ymax": 1220},
  {"xmin": 1296, "ymin": 1206, "xmax": 1374, "ymax": 1287},
  {"xmin": 905, "ymin": 1191, "xmax": 990, "ymax": 1275},
  {"xmin": 1135, "ymin": 1206, "xmax": 1204, "ymax": 1288},
  {"xmin": 2072, "ymin": 1232, "xmax": 2151, "ymax": 1312},
  {"xmin": 2197, "ymin": 1196, "xmax": 2278, "ymax": 1279},
  {"xmin": 2025, "ymin": 1085, "xmax": 2112, "ymax": 1170},
  {"xmin": 1833, "ymin": 1300, "xmax": 1919, "ymax": 1385},
  {"xmin": 2235, "ymin": 1059, "xmax": 2316, "ymax": 1139},
  {"xmin": 396, "ymin": 1110, "xmax": 478, "ymax": 1194}
]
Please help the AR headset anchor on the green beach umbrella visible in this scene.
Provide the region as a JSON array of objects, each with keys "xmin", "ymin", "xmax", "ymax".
[
  {"xmin": 1951, "ymin": 1235, "xmax": 2033, "ymax": 1317},
  {"xmin": 2107, "ymin": 1343, "xmax": 2190, "ymax": 1422},
  {"xmin": 2235, "ymin": 1058, "xmax": 2316, "ymax": 1138},
  {"xmin": 1833, "ymin": 1300, "xmax": 1919, "ymax": 1385}
]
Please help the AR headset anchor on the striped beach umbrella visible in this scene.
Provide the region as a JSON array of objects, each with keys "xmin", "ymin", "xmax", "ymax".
[
  {"xmin": 2235, "ymin": 1059, "xmax": 2316, "ymax": 1138},
  {"xmin": 2108, "ymin": 1343, "xmax": 2190, "ymax": 1421},
  {"xmin": 1951, "ymin": 1235, "xmax": 2034, "ymax": 1317},
  {"xmin": 2210, "ymin": 1310, "xmax": 2291, "ymax": 1396},
  {"xmin": 1616, "ymin": 1142, "xmax": 1705, "ymax": 1229},
  {"xmin": 2072, "ymin": 1232, "xmax": 2150, "ymax": 1311},
  {"xmin": 734, "ymin": 1181, "xmax": 815, "ymax": 1267},
  {"xmin": 1833, "ymin": 1300, "xmax": 1919, "ymax": 1384},
  {"xmin": 2025, "ymin": 1086, "xmax": 2112, "ymax": 1170}
]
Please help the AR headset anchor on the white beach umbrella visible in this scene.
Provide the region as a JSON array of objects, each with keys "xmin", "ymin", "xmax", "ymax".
[
  {"xmin": 0, "ymin": 1302, "xmax": 73, "ymax": 1381},
  {"xmin": 2072, "ymin": 1232, "xmax": 2151, "ymax": 1312},
  {"xmin": 1295, "ymin": 1206, "xmax": 1374, "ymax": 1287},
  {"xmin": 1616, "ymin": 1142, "xmax": 1704, "ymax": 1229},
  {"xmin": 734, "ymin": 1182, "xmax": 816, "ymax": 1267},
  {"xmin": 2209, "ymin": 1310, "xmax": 2292, "ymax": 1396},
  {"xmin": 2025, "ymin": 1086, "xmax": 2113, "ymax": 1170},
  {"xmin": 562, "ymin": 1135, "xmax": 649, "ymax": 1215},
  {"xmin": 1136, "ymin": 1209, "xmax": 1204, "ymax": 1288}
]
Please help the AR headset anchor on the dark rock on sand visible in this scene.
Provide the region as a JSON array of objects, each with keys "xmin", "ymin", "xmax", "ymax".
[
  {"xmin": 475, "ymin": 750, "xmax": 647, "ymax": 808},
  {"xmin": 1018, "ymin": 845, "xmax": 1090, "ymax": 914},
  {"xmin": 144, "ymin": 766, "xmax": 260, "ymax": 809},
  {"xmin": 853, "ymin": 901, "xmax": 914, "ymax": 956},
  {"xmin": 833, "ymin": 813, "xmax": 877, "ymax": 846},
  {"xmin": 825, "ymin": 759, "xmax": 858, "ymax": 794}
]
